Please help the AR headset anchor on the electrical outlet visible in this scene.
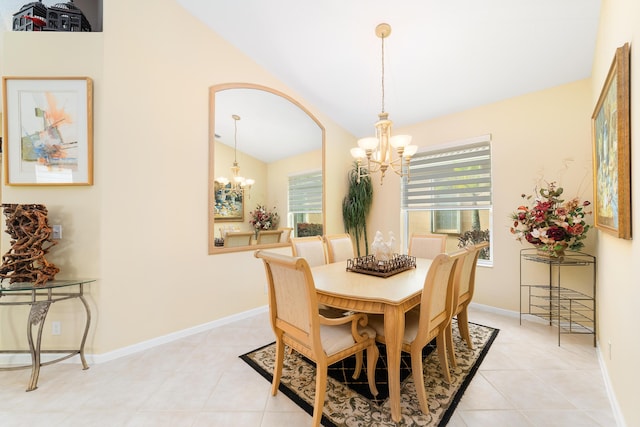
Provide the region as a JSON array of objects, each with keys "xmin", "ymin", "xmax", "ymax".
[
  {"xmin": 52, "ymin": 321, "xmax": 61, "ymax": 335},
  {"xmin": 52, "ymin": 225, "xmax": 62, "ymax": 240}
]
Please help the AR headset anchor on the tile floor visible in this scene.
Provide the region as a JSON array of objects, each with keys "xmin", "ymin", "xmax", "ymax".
[{"xmin": 0, "ymin": 306, "xmax": 617, "ymax": 426}]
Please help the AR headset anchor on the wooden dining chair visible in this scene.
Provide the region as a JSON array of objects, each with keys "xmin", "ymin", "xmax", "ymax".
[
  {"xmin": 408, "ymin": 233, "xmax": 447, "ymax": 258},
  {"xmin": 254, "ymin": 250, "xmax": 379, "ymax": 427},
  {"xmin": 290, "ymin": 235, "xmax": 327, "ymax": 267},
  {"xmin": 291, "ymin": 235, "xmax": 346, "ymax": 318},
  {"xmin": 278, "ymin": 227, "xmax": 293, "ymax": 243},
  {"xmin": 367, "ymin": 251, "xmax": 465, "ymax": 416},
  {"xmin": 256, "ymin": 230, "xmax": 282, "ymax": 245},
  {"xmin": 223, "ymin": 231, "xmax": 253, "ymax": 247},
  {"xmin": 446, "ymin": 241, "xmax": 490, "ymax": 364},
  {"xmin": 324, "ymin": 233, "xmax": 355, "ymax": 263}
]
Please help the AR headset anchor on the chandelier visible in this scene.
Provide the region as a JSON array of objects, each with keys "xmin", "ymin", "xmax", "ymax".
[
  {"xmin": 215, "ymin": 114, "xmax": 254, "ymax": 197},
  {"xmin": 350, "ymin": 23, "xmax": 417, "ymax": 185}
]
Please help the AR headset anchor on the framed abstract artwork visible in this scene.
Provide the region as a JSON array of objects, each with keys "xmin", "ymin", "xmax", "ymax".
[
  {"xmin": 2, "ymin": 77, "xmax": 93, "ymax": 185},
  {"xmin": 591, "ymin": 43, "xmax": 631, "ymax": 239}
]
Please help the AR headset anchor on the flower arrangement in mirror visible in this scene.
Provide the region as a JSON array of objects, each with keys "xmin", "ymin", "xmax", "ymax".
[
  {"xmin": 249, "ymin": 205, "xmax": 279, "ymax": 238},
  {"xmin": 510, "ymin": 182, "xmax": 591, "ymax": 257}
]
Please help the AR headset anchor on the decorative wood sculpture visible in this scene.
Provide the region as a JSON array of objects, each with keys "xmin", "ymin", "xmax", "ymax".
[{"xmin": 0, "ymin": 204, "xmax": 59, "ymax": 286}]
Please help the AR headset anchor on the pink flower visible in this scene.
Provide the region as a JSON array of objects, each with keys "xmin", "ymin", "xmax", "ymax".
[{"xmin": 568, "ymin": 223, "xmax": 584, "ymax": 236}]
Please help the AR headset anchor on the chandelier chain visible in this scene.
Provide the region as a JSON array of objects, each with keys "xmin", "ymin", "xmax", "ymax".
[
  {"xmin": 233, "ymin": 116, "xmax": 238, "ymax": 162},
  {"xmin": 381, "ymin": 32, "xmax": 385, "ymax": 114}
]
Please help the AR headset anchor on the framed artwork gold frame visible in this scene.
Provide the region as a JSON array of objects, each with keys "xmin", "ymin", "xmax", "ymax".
[
  {"xmin": 2, "ymin": 77, "xmax": 93, "ymax": 186},
  {"xmin": 213, "ymin": 181, "xmax": 244, "ymax": 222},
  {"xmin": 591, "ymin": 43, "xmax": 631, "ymax": 239}
]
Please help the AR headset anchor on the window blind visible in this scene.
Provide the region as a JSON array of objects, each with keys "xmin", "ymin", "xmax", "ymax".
[
  {"xmin": 402, "ymin": 140, "xmax": 491, "ymax": 209},
  {"xmin": 288, "ymin": 170, "xmax": 323, "ymax": 213}
]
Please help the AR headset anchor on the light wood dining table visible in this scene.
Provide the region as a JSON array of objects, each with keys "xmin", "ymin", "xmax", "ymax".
[{"xmin": 311, "ymin": 258, "xmax": 433, "ymax": 423}]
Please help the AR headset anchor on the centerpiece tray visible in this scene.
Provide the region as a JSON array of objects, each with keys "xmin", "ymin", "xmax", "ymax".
[{"xmin": 346, "ymin": 254, "xmax": 416, "ymax": 278}]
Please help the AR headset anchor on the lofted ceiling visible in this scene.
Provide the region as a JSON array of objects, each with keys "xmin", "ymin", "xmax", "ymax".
[
  {"xmin": 1, "ymin": 1, "xmax": 602, "ymax": 162},
  {"xmin": 177, "ymin": 0, "xmax": 601, "ymax": 146}
]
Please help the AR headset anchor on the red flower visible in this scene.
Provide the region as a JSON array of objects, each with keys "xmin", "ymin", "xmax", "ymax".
[{"xmin": 568, "ymin": 223, "xmax": 584, "ymax": 236}]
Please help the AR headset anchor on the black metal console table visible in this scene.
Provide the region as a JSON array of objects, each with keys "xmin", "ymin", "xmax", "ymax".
[
  {"xmin": 0, "ymin": 279, "xmax": 96, "ymax": 391},
  {"xmin": 519, "ymin": 249, "xmax": 596, "ymax": 346}
]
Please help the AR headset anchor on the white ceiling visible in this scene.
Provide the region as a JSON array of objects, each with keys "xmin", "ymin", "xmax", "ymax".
[
  {"xmin": 178, "ymin": 0, "xmax": 601, "ymax": 142},
  {"xmin": 1, "ymin": 1, "xmax": 602, "ymax": 163},
  {"xmin": 214, "ymin": 88, "xmax": 322, "ymax": 164}
]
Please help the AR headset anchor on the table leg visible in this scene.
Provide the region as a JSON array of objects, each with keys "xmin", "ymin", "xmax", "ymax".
[
  {"xmin": 384, "ymin": 305, "xmax": 405, "ymax": 423},
  {"xmin": 26, "ymin": 301, "xmax": 51, "ymax": 392},
  {"xmin": 78, "ymin": 294, "xmax": 91, "ymax": 370}
]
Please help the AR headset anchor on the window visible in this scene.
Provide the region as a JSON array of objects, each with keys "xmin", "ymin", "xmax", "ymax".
[
  {"xmin": 402, "ymin": 135, "xmax": 492, "ymax": 263},
  {"xmin": 431, "ymin": 210, "xmax": 461, "ymax": 234},
  {"xmin": 288, "ymin": 170, "xmax": 323, "ymax": 237}
]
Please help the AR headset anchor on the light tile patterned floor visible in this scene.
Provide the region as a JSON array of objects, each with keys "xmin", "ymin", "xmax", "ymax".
[{"xmin": 0, "ymin": 306, "xmax": 617, "ymax": 426}]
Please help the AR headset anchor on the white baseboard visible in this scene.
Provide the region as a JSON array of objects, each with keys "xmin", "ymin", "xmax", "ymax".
[
  {"xmin": 0, "ymin": 305, "xmax": 269, "ymax": 366},
  {"xmin": 596, "ymin": 343, "xmax": 627, "ymax": 427},
  {"xmin": 468, "ymin": 301, "xmax": 520, "ymax": 318}
]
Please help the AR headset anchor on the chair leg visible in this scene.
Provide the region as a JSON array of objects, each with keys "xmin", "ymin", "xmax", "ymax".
[
  {"xmin": 436, "ymin": 332, "xmax": 451, "ymax": 383},
  {"xmin": 411, "ymin": 346, "xmax": 430, "ymax": 415},
  {"xmin": 353, "ymin": 352, "xmax": 363, "ymax": 379},
  {"xmin": 445, "ymin": 325, "xmax": 456, "ymax": 368},
  {"xmin": 445, "ymin": 323, "xmax": 457, "ymax": 368},
  {"xmin": 457, "ymin": 306, "xmax": 473, "ymax": 349},
  {"xmin": 272, "ymin": 339, "xmax": 285, "ymax": 396},
  {"xmin": 312, "ymin": 360, "xmax": 328, "ymax": 427},
  {"xmin": 365, "ymin": 344, "xmax": 379, "ymax": 396}
]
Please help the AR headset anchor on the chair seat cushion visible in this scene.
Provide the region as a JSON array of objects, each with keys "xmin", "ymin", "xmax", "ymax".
[
  {"xmin": 368, "ymin": 311, "xmax": 427, "ymax": 346},
  {"xmin": 320, "ymin": 324, "xmax": 376, "ymax": 356}
]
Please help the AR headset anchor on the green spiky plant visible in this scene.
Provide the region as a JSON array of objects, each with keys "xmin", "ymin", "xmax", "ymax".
[{"xmin": 342, "ymin": 162, "xmax": 374, "ymax": 256}]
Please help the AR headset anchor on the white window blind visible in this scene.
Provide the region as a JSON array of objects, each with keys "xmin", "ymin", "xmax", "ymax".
[
  {"xmin": 402, "ymin": 139, "xmax": 492, "ymax": 209},
  {"xmin": 288, "ymin": 171, "xmax": 323, "ymax": 213}
]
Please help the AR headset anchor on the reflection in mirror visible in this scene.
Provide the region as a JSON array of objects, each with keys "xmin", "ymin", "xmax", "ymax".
[{"xmin": 209, "ymin": 83, "xmax": 325, "ymax": 254}]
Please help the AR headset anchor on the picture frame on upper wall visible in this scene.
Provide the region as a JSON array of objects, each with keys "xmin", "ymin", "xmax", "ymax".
[
  {"xmin": 2, "ymin": 77, "xmax": 93, "ymax": 186},
  {"xmin": 591, "ymin": 43, "xmax": 631, "ymax": 240}
]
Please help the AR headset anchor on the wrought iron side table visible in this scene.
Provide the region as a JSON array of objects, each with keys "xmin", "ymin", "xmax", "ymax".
[
  {"xmin": 0, "ymin": 279, "xmax": 96, "ymax": 391},
  {"xmin": 519, "ymin": 249, "xmax": 596, "ymax": 346}
]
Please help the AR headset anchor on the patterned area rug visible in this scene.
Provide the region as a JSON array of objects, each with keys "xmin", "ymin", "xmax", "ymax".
[{"xmin": 240, "ymin": 320, "xmax": 499, "ymax": 426}]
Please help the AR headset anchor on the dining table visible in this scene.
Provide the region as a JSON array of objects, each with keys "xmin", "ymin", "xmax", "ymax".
[{"xmin": 311, "ymin": 257, "xmax": 433, "ymax": 423}]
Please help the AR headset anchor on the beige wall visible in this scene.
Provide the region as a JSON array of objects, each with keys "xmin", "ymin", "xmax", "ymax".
[
  {"xmin": 368, "ymin": 79, "xmax": 595, "ymax": 312},
  {"xmin": 0, "ymin": 0, "xmax": 352, "ymax": 353},
  {"xmin": 591, "ymin": 0, "xmax": 640, "ymax": 425}
]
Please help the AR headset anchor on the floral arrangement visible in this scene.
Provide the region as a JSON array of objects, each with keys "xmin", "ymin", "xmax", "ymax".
[
  {"xmin": 249, "ymin": 204, "xmax": 279, "ymax": 234},
  {"xmin": 510, "ymin": 182, "xmax": 591, "ymax": 256}
]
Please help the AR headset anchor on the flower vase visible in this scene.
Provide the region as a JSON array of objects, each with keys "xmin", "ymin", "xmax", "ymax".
[{"xmin": 536, "ymin": 241, "xmax": 568, "ymax": 258}]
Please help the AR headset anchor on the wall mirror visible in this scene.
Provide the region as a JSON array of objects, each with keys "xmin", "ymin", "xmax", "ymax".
[{"xmin": 209, "ymin": 83, "xmax": 325, "ymax": 254}]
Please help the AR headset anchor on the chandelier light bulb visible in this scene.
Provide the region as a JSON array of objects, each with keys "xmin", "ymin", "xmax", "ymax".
[
  {"xmin": 390, "ymin": 135, "xmax": 412, "ymax": 149},
  {"xmin": 357, "ymin": 137, "xmax": 379, "ymax": 151},
  {"xmin": 403, "ymin": 145, "xmax": 418, "ymax": 158},
  {"xmin": 351, "ymin": 147, "xmax": 367, "ymax": 159}
]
